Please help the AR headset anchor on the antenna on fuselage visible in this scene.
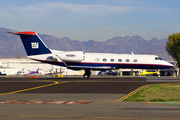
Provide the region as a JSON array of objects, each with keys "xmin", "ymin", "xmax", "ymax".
[{"xmin": 131, "ymin": 52, "xmax": 134, "ymax": 55}]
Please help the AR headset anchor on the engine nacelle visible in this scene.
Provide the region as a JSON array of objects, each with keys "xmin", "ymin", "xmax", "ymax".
[{"xmin": 55, "ymin": 51, "xmax": 85, "ymax": 62}]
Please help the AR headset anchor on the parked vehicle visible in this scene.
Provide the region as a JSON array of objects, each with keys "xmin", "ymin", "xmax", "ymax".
[
  {"xmin": 98, "ymin": 71, "xmax": 107, "ymax": 75},
  {"xmin": 106, "ymin": 71, "xmax": 118, "ymax": 76}
]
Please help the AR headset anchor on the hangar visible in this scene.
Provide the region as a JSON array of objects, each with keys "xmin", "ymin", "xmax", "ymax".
[{"xmin": 0, "ymin": 58, "xmax": 80, "ymax": 75}]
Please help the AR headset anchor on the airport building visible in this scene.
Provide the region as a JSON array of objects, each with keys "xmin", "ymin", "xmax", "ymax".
[
  {"xmin": 0, "ymin": 58, "xmax": 177, "ymax": 76},
  {"xmin": 0, "ymin": 58, "xmax": 82, "ymax": 75}
]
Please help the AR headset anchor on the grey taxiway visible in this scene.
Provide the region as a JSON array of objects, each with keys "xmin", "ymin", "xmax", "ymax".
[{"xmin": 0, "ymin": 76, "xmax": 180, "ymax": 120}]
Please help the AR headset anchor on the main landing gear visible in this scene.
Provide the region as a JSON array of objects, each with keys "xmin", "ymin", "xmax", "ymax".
[{"xmin": 83, "ymin": 69, "xmax": 91, "ymax": 78}]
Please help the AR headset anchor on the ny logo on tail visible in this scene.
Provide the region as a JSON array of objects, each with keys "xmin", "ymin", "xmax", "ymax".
[{"xmin": 31, "ymin": 42, "xmax": 39, "ymax": 49}]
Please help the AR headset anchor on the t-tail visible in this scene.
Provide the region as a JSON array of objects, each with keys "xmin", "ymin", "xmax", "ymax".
[{"xmin": 8, "ymin": 31, "xmax": 51, "ymax": 56}]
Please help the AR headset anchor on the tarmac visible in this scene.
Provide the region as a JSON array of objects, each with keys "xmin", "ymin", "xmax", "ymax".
[{"xmin": 0, "ymin": 76, "xmax": 180, "ymax": 120}]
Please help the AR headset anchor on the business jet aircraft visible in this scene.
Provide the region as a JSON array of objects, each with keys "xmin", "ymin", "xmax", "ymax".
[
  {"xmin": 17, "ymin": 68, "xmax": 39, "ymax": 76},
  {"xmin": 8, "ymin": 31, "xmax": 173, "ymax": 78},
  {"xmin": 28, "ymin": 68, "xmax": 39, "ymax": 75}
]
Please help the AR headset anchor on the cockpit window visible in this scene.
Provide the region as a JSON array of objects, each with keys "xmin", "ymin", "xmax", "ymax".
[
  {"xmin": 155, "ymin": 57, "xmax": 163, "ymax": 60},
  {"xmin": 159, "ymin": 57, "xmax": 163, "ymax": 60}
]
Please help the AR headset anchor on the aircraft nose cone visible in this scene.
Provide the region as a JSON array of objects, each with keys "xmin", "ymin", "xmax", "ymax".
[{"xmin": 167, "ymin": 62, "xmax": 174, "ymax": 67}]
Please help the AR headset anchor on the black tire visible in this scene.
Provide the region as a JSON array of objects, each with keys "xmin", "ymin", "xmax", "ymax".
[
  {"xmin": 157, "ymin": 75, "xmax": 161, "ymax": 78},
  {"xmin": 83, "ymin": 74, "xmax": 90, "ymax": 78}
]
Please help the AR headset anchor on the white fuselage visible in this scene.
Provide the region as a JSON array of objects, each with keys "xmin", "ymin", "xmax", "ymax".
[{"xmin": 27, "ymin": 50, "xmax": 173, "ymax": 70}]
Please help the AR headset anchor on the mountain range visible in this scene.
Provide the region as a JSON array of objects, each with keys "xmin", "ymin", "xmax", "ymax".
[{"xmin": 0, "ymin": 28, "xmax": 172, "ymax": 60}]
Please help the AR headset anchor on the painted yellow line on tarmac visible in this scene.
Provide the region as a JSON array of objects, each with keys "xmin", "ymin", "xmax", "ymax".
[
  {"xmin": 114, "ymin": 85, "xmax": 149, "ymax": 102},
  {"xmin": 0, "ymin": 81, "xmax": 70, "ymax": 96}
]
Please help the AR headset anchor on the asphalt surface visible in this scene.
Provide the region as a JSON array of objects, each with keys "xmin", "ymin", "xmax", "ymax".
[{"xmin": 0, "ymin": 76, "xmax": 180, "ymax": 120}]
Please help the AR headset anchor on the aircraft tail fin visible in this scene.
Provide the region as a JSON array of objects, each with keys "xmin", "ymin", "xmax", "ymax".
[
  {"xmin": 8, "ymin": 31, "xmax": 51, "ymax": 56},
  {"xmin": 36, "ymin": 68, "xmax": 39, "ymax": 72}
]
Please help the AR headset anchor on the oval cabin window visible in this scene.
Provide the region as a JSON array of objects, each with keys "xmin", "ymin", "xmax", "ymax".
[
  {"xmin": 126, "ymin": 59, "xmax": 130, "ymax": 62},
  {"xmin": 95, "ymin": 58, "xmax": 99, "ymax": 62},
  {"xmin": 118, "ymin": 59, "xmax": 122, "ymax": 62},
  {"xmin": 133, "ymin": 59, "xmax": 137, "ymax": 62},
  {"xmin": 103, "ymin": 58, "xmax": 107, "ymax": 62},
  {"xmin": 110, "ymin": 59, "xmax": 114, "ymax": 62}
]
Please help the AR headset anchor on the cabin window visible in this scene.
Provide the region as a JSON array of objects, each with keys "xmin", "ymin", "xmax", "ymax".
[
  {"xmin": 118, "ymin": 59, "xmax": 122, "ymax": 62},
  {"xmin": 103, "ymin": 58, "xmax": 107, "ymax": 62},
  {"xmin": 126, "ymin": 59, "xmax": 130, "ymax": 62},
  {"xmin": 110, "ymin": 59, "xmax": 114, "ymax": 62},
  {"xmin": 133, "ymin": 59, "xmax": 137, "ymax": 62},
  {"xmin": 95, "ymin": 58, "xmax": 99, "ymax": 62}
]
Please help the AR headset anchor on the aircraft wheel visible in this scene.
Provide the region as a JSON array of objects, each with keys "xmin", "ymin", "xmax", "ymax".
[
  {"xmin": 83, "ymin": 74, "xmax": 90, "ymax": 78},
  {"xmin": 157, "ymin": 75, "xmax": 161, "ymax": 78}
]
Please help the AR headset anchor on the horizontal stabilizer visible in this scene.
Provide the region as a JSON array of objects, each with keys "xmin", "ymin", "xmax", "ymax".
[{"xmin": 8, "ymin": 31, "xmax": 36, "ymax": 35}]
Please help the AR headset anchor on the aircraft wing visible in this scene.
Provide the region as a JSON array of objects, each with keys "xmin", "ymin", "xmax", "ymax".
[{"xmin": 67, "ymin": 65, "xmax": 115, "ymax": 70}]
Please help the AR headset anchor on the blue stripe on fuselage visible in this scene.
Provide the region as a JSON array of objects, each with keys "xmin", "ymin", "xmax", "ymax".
[
  {"xmin": 65, "ymin": 62, "xmax": 172, "ymax": 69},
  {"xmin": 37, "ymin": 60, "xmax": 171, "ymax": 69}
]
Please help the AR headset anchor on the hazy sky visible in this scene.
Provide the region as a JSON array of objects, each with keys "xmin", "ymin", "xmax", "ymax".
[{"xmin": 1, "ymin": 0, "xmax": 180, "ymax": 41}]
